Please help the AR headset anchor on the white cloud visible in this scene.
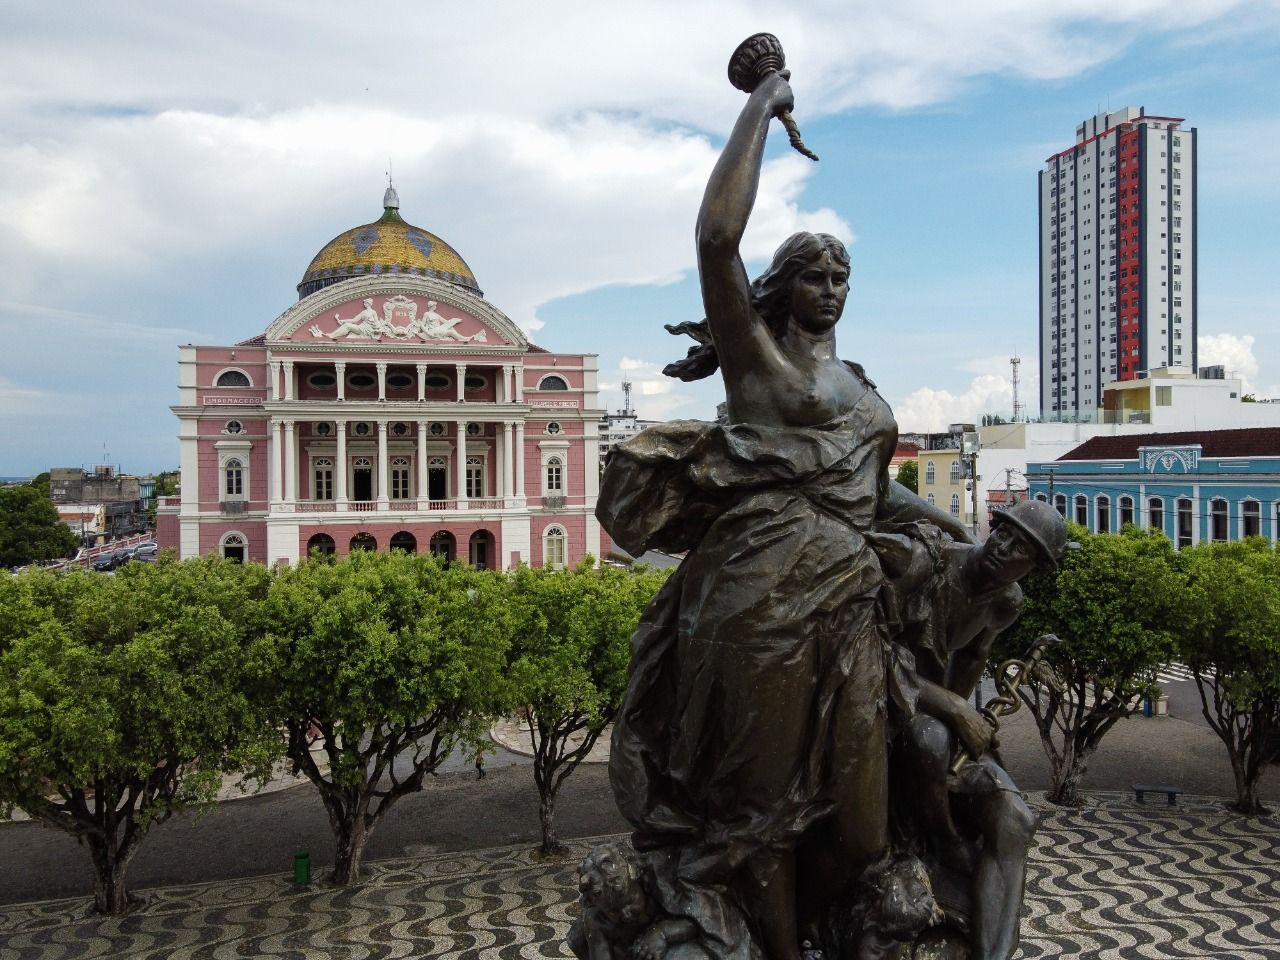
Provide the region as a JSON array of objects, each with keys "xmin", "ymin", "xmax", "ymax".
[
  {"xmin": 893, "ymin": 375, "xmax": 1015, "ymax": 432},
  {"xmin": 1198, "ymin": 332, "xmax": 1260, "ymax": 392}
]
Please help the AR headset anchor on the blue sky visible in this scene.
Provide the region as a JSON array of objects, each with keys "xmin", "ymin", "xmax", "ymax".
[{"xmin": 1, "ymin": 2, "xmax": 1277, "ymax": 476}]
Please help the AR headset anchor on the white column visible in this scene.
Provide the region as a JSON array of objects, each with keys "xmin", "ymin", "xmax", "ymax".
[
  {"xmin": 455, "ymin": 420, "xmax": 468, "ymax": 506},
  {"xmin": 502, "ymin": 421, "xmax": 515, "ymax": 498},
  {"xmin": 515, "ymin": 421, "xmax": 526, "ymax": 496},
  {"xmin": 284, "ymin": 420, "xmax": 298, "ymax": 503},
  {"xmin": 270, "ymin": 419, "xmax": 283, "ymax": 505},
  {"xmin": 335, "ymin": 421, "xmax": 348, "ymax": 511},
  {"xmin": 377, "ymin": 421, "xmax": 390, "ymax": 507},
  {"xmin": 283, "ymin": 361, "xmax": 295, "ymax": 401},
  {"xmin": 265, "ymin": 418, "xmax": 277, "ymax": 508},
  {"xmin": 376, "ymin": 361, "xmax": 388, "ymax": 402},
  {"xmin": 455, "ymin": 363, "xmax": 466, "ymax": 402},
  {"xmin": 335, "ymin": 361, "xmax": 346, "ymax": 401},
  {"xmin": 417, "ymin": 421, "xmax": 430, "ymax": 500},
  {"xmin": 514, "ymin": 365, "xmax": 524, "ymax": 402},
  {"xmin": 416, "ymin": 363, "xmax": 427, "ymax": 402},
  {"xmin": 268, "ymin": 360, "xmax": 280, "ymax": 402},
  {"xmin": 500, "ymin": 364, "xmax": 512, "ymax": 403}
]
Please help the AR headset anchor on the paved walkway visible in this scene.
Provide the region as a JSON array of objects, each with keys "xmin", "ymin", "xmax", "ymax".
[{"xmin": 3, "ymin": 709, "xmax": 1279, "ymax": 957}]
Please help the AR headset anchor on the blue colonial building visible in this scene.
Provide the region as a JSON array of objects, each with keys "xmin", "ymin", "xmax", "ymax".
[{"xmin": 1027, "ymin": 428, "xmax": 1280, "ymax": 548}]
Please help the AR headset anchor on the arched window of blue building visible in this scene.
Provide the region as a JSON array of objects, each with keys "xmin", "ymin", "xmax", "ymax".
[
  {"xmin": 1118, "ymin": 495, "xmax": 1135, "ymax": 529},
  {"xmin": 1210, "ymin": 499, "xmax": 1229, "ymax": 542},
  {"xmin": 1097, "ymin": 495, "xmax": 1111, "ymax": 534},
  {"xmin": 1149, "ymin": 496, "xmax": 1164, "ymax": 534}
]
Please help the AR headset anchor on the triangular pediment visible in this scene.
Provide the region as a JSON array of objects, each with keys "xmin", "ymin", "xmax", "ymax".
[{"xmin": 265, "ymin": 276, "xmax": 527, "ymax": 350}]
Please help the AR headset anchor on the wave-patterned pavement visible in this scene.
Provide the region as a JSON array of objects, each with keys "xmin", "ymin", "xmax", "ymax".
[{"xmin": 2, "ymin": 792, "xmax": 1278, "ymax": 959}]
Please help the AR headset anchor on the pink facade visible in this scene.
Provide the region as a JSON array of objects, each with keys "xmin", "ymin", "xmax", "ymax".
[{"xmin": 158, "ymin": 200, "xmax": 604, "ymax": 569}]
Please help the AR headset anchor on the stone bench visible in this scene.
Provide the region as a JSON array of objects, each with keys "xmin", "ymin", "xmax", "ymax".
[{"xmin": 1132, "ymin": 783, "xmax": 1182, "ymax": 805}]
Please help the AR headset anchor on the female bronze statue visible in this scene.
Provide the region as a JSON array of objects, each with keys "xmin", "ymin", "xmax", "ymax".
[{"xmin": 597, "ymin": 69, "xmax": 973, "ymax": 960}]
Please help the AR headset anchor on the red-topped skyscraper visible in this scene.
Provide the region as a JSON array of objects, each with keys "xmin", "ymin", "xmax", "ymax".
[{"xmin": 1039, "ymin": 107, "xmax": 1197, "ymax": 420}]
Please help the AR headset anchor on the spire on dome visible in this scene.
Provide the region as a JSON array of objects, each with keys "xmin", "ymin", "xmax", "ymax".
[{"xmin": 383, "ymin": 181, "xmax": 400, "ymax": 211}]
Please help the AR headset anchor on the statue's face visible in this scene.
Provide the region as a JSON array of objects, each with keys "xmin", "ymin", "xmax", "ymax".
[
  {"xmin": 980, "ymin": 523, "xmax": 1038, "ymax": 585},
  {"xmin": 788, "ymin": 251, "xmax": 848, "ymax": 334},
  {"xmin": 578, "ymin": 848, "xmax": 639, "ymax": 914}
]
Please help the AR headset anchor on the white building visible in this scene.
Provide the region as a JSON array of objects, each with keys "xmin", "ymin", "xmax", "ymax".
[{"xmin": 1040, "ymin": 107, "xmax": 1197, "ymax": 419}]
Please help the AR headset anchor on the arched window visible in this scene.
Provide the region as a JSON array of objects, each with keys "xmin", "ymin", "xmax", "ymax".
[
  {"xmin": 1074, "ymin": 495, "xmax": 1088, "ymax": 526},
  {"xmin": 220, "ymin": 531, "xmax": 247, "ymax": 563},
  {"xmin": 1242, "ymin": 500, "xmax": 1261, "ymax": 538},
  {"xmin": 543, "ymin": 525, "xmax": 567, "ymax": 569},
  {"xmin": 215, "ymin": 369, "xmax": 251, "ymax": 388},
  {"xmin": 469, "ymin": 530, "xmax": 493, "ymax": 570},
  {"xmin": 349, "ymin": 532, "xmax": 377, "ymax": 552},
  {"xmin": 926, "ymin": 493, "xmax": 936, "ymax": 506},
  {"xmin": 1034, "ymin": 493, "xmax": 1048, "ymax": 503},
  {"xmin": 949, "ymin": 460, "xmax": 963, "ymax": 483},
  {"xmin": 307, "ymin": 533, "xmax": 336, "ymax": 557},
  {"xmin": 429, "ymin": 531, "xmax": 456, "ymax": 562},
  {"xmin": 949, "ymin": 493, "xmax": 961, "ymax": 518},
  {"xmin": 313, "ymin": 457, "xmax": 333, "ymax": 501},
  {"xmin": 537, "ymin": 375, "xmax": 569, "ymax": 391},
  {"xmin": 1210, "ymin": 499, "xmax": 1229, "ymax": 542},
  {"xmin": 925, "ymin": 461, "xmax": 936, "ymax": 485},
  {"xmin": 1118, "ymin": 495, "xmax": 1135, "ymax": 529},
  {"xmin": 390, "ymin": 457, "xmax": 411, "ymax": 500},
  {"xmin": 389, "ymin": 531, "xmax": 417, "ymax": 554},
  {"xmin": 224, "ymin": 458, "xmax": 244, "ymax": 498},
  {"xmin": 1149, "ymin": 496, "xmax": 1164, "ymax": 533},
  {"xmin": 1096, "ymin": 495, "xmax": 1111, "ymax": 534},
  {"xmin": 1176, "ymin": 498, "xmax": 1193, "ymax": 548},
  {"xmin": 545, "ymin": 456, "xmax": 564, "ymax": 494},
  {"xmin": 1054, "ymin": 493, "xmax": 1067, "ymax": 517},
  {"xmin": 466, "ymin": 456, "xmax": 484, "ymax": 498}
]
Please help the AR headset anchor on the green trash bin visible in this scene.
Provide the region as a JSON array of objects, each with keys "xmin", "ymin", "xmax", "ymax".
[{"xmin": 293, "ymin": 850, "xmax": 311, "ymax": 885}]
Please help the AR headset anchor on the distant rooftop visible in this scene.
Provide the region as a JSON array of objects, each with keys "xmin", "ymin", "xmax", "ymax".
[{"xmin": 1059, "ymin": 427, "xmax": 1280, "ymax": 461}]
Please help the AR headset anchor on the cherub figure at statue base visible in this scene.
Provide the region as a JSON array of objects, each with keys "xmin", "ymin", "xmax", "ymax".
[{"xmin": 568, "ymin": 842, "xmax": 710, "ymax": 960}]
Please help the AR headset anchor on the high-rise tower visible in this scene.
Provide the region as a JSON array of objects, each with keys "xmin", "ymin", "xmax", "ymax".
[{"xmin": 1039, "ymin": 107, "xmax": 1196, "ymax": 419}]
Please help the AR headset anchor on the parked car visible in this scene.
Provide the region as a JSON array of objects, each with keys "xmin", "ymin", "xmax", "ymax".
[
  {"xmin": 92, "ymin": 550, "xmax": 125, "ymax": 572},
  {"xmin": 131, "ymin": 544, "xmax": 159, "ymax": 563}
]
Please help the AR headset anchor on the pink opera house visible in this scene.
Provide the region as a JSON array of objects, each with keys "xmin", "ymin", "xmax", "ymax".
[{"xmin": 157, "ymin": 187, "xmax": 608, "ymax": 568}]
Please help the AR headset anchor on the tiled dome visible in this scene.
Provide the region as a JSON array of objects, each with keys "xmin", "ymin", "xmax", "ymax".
[{"xmin": 297, "ymin": 187, "xmax": 482, "ymax": 300}]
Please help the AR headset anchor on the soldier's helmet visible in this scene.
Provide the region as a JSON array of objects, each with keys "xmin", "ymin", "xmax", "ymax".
[{"xmin": 990, "ymin": 499, "xmax": 1074, "ymax": 569}]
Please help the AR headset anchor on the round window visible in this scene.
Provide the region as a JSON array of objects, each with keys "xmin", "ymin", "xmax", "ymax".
[
  {"xmin": 224, "ymin": 420, "xmax": 243, "ymax": 434},
  {"xmin": 387, "ymin": 372, "xmax": 414, "ymax": 389},
  {"xmin": 429, "ymin": 422, "xmax": 445, "ymax": 436},
  {"xmin": 314, "ymin": 422, "xmax": 332, "ymax": 437},
  {"xmin": 353, "ymin": 422, "xmax": 372, "ymax": 437},
  {"xmin": 391, "ymin": 422, "xmax": 410, "ymax": 437},
  {"xmin": 307, "ymin": 372, "xmax": 336, "ymax": 388},
  {"xmin": 424, "ymin": 374, "xmax": 451, "ymax": 390},
  {"xmin": 545, "ymin": 422, "xmax": 562, "ymax": 435},
  {"xmin": 347, "ymin": 372, "xmax": 376, "ymax": 389},
  {"xmin": 466, "ymin": 422, "xmax": 482, "ymax": 437},
  {"xmin": 465, "ymin": 375, "xmax": 487, "ymax": 391}
]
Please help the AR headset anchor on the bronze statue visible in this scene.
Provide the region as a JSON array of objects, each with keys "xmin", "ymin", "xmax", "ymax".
[{"xmin": 589, "ymin": 36, "xmax": 1066, "ymax": 960}]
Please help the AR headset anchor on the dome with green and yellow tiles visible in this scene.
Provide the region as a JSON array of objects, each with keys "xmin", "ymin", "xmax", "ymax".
[{"xmin": 297, "ymin": 187, "xmax": 482, "ymax": 300}]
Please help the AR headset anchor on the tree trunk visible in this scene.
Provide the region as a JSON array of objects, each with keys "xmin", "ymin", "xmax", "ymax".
[
  {"xmin": 330, "ymin": 817, "xmax": 370, "ymax": 885},
  {"xmin": 539, "ymin": 790, "xmax": 565, "ymax": 856},
  {"xmin": 87, "ymin": 833, "xmax": 134, "ymax": 914}
]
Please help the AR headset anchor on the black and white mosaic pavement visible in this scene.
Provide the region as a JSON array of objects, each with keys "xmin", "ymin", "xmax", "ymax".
[{"xmin": 2, "ymin": 792, "xmax": 1278, "ymax": 959}]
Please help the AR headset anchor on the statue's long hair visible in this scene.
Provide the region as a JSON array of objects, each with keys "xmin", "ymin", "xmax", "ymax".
[{"xmin": 664, "ymin": 231, "xmax": 850, "ymax": 382}]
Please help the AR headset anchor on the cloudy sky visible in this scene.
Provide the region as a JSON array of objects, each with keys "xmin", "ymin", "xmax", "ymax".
[{"xmin": 2, "ymin": 1, "xmax": 1277, "ymax": 476}]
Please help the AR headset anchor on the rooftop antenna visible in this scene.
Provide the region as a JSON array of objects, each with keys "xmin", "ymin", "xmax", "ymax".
[
  {"xmin": 1010, "ymin": 354, "xmax": 1023, "ymax": 423},
  {"xmin": 621, "ymin": 380, "xmax": 634, "ymax": 417}
]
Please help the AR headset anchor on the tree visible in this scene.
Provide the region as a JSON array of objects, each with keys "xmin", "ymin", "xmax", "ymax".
[
  {"xmin": 1178, "ymin": 539, "xmax": 1280, "ymax": 814},
  {"xmin": 0, "ymin": 484, "xmax": 78, "ymax": 568},
  {"xmin": 268, "ymin": 550, "xmax": 514, "ymax": 884},
  {"xmin": 993, "ymin": 525, "xmax": 1183, "ymax": 804},
  {"xmin": 508, "ymin": 560, "xmax": 668, "ymax": 854},
  {"xmin": 0, "ymin": 558, "xmax": 279, "ymax": 913},
  {"xmin": 895, "ymin": 460, "xmax": 918, "ymax": 494}
]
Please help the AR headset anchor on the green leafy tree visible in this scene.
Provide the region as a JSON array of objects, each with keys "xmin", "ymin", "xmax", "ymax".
[
  {"xmin": 0, "ymin": 484, "xmax": 78, "ymax": 568},
  {"xmin": 268, "ymin": 550, "xmax": 515, "ymax": 884},
  {"xmin": 508, "ymin": 560, "xmax": 668, "ymax": 854},
  {"xmin": 1178, "ymin": 539, "xmax": 1280, "ymax": 814},
  {"xmin": 895, "ymin": 460, "xmax": 918, "ymax": 494},
  {"xmin": 994, "ymin": 525, "xmax": 1183, "ymax": 805},
  {"xmin": 0, "ymin": 558, "xmax": 279, "ymax": 913}
]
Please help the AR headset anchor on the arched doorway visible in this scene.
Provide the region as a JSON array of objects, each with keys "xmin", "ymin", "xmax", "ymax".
[
  {"xmin": 307, "ymin": 533, "xmax": 336, "ymax": 557},
  {"xmin": 220, "ymin": 532, "xmax": 247, "ymax": 563},
  {"xmin": 350, "ymin": 532, "xmax": 377, "ymax": 552},
  {"xmin": 429, "ymin": 531, "xmax": 456, "ymax": 562},
  {"xmin": 469, "ymin": 530, "xmax": 494, "ymax": 570},
  {"xmin": 389, "ymin": 531, "xmax": 417, "ymax": 554}
]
